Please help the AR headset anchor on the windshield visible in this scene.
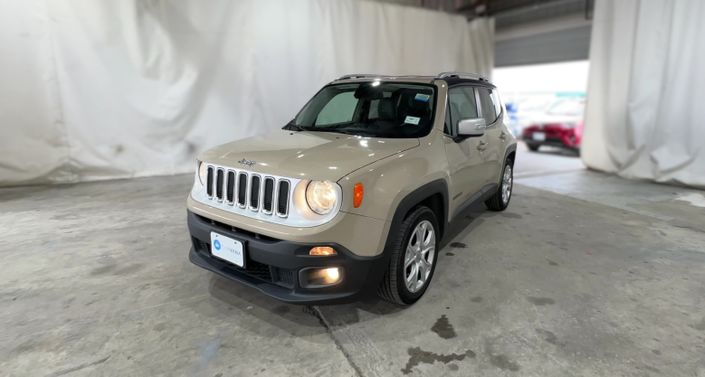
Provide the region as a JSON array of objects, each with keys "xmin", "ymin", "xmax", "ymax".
[{"xmin": 288, "ymin": 82, "xmax": 436, "ymax": 138}]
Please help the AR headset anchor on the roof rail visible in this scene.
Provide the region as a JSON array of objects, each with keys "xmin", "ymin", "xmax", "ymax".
[
  {"xmin": 336, "ymin": 74, "xmax": 383, "ymax": 80},
  {"xmin": 437, "ymin": 72, "xmax": 488, "ymax": 82}
]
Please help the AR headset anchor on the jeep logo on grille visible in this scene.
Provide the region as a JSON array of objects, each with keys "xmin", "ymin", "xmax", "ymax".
[{"xmin": 238, "ymin": 158, "xmax": 256, "ymax": 167}]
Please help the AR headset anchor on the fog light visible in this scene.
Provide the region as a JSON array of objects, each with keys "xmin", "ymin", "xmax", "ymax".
[
  {"xmin": 300, "ymin": 267, "xmax": 343, "ymax": 287},
  {"xmin": 309, "ymin": 246, "xmax": 336, "ymax": 256},
  {"xmin": 323, "ymin": 267, "xmax": 339, "ymax": 281}
]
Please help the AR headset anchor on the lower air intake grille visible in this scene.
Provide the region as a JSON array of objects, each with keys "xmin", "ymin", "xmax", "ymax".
[{"xmin": 192, "ymin": 237, "xmax": 293, "ymax": 288}]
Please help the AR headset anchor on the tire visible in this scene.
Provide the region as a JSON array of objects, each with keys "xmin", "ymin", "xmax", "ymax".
[
  {"xmin": 527, "ymin": 143, "xmax": 540, "ymax": 151},
  {"xmin": 485, "ymin": 159, "xmax": 514, "ymax": 211},
  {"xmin": 378, "ymin": 206, "xmax": 440, "ymax": 306}
]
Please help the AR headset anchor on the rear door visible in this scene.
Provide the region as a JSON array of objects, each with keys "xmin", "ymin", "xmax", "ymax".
[
  {"xmin": 475, "ymin": 86, "xmax": 506, "ymax": 186},
  {"xmin": 443, "ymin": 86, "xmax": 490, "ymax": 210}
]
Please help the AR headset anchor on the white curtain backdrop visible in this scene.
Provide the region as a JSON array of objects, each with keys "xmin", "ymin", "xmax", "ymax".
[
  {"xmin": 0, "ymin": 0, "xmax": 494, "ymax": 186},
  {"xmin": 582, "ymin": 0, "xmax": 705, "ymax": 188}
]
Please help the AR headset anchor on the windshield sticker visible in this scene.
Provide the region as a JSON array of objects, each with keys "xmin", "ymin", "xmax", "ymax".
[
  {"xmin": 404, "ymin": 116, "xmax": 421, "ymax": 125},
  {"xmin": 414, "ymin": 93, "xmax": 431, "ymax": 102}
]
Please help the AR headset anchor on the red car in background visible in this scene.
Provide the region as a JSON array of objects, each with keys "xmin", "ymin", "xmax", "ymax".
[{"xmin": 522, "ymin": 98, "xmax": 584, "ymax": 154}]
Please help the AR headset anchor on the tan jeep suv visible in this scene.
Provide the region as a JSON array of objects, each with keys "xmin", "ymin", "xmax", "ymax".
[{"xmin": 187, "ymin": 73, "xmax": 517, "ymax": 305}]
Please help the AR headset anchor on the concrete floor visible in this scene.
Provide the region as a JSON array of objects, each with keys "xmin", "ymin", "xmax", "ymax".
[{"xmin": 2, "ymin": 143, "xmax": 705, "ymax": 376}]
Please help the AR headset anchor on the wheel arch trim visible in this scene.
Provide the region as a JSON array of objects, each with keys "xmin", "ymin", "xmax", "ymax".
[
  {"xmin": 503, "ymin": 143, "xmax": 518, "ymax": 164},
  {"xmin": 383, "ymin": 179, "xmax": 449, "ymax": 253}
]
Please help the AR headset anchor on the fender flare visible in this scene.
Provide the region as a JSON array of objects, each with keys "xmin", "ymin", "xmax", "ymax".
[
  {"xmin": 383, "ymin": 179, "xmax": 449, "ymax": 252},
  {"xmin": 493, "ymin": 143, "xmax": 518, "ymax": 186},
  {"xmin": 503, "ymin": 143, "xmax": 518, "ymax": 164}
]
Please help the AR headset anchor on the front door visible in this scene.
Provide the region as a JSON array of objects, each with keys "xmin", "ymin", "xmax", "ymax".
[{"xmin": 443, "ymin": 86, "xmax": 490, "ymax": 212}]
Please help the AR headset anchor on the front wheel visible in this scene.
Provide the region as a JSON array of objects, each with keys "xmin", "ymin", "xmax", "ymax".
[
  {"xmin": 485, "ymin": 160, "xmax": 513, "ymax": 211},
  {"xmin": 378, "ymin": 206, "xmax": 439, "ymax": 306}
]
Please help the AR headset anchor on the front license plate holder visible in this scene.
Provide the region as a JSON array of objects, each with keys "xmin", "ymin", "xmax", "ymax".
[{"xmin": 210, "ymin": 232, "xmax": 245, "ymax": 268}]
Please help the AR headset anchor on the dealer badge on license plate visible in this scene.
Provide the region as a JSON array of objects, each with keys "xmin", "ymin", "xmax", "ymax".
[{"xmin": 210, "ymin": 232, "xmax": 244, "ymax": 267}]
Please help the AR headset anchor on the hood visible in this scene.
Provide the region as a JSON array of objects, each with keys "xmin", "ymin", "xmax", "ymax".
[{"xmin": 199, "ymin": 129, "xmax": 420, "ymax": 181}]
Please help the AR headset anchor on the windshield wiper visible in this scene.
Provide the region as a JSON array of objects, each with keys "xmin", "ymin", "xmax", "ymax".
[
  {"xmin": 327, "ymin": 129, "xmax": 378, "ymax": 137},
  {"xmin": 284, "ymin": 123, "xmax": 377, "ymax": 137},
  {"xmin": 283, "ymin": 122, "xmax": 307, "ymax": 132}
]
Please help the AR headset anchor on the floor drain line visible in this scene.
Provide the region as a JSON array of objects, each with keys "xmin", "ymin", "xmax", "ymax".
[{"xmin": 306, "ymin": 305, "xmax": 365, "ymax": 377}]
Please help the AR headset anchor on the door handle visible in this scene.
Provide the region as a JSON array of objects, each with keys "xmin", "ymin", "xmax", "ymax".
[{"xmin": 477, "ymin": 141, "xmax": 488, "ymax": 151}]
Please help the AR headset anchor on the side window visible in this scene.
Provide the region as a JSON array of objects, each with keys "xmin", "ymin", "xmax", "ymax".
[
  {"xmin": 448, "ymin": 86, "xmax": 479, "ymax": 133},
  {"xmin": 476, "ymin": 87, "xmax": 499, "ymax": 126},
  {"xmin": 315, "ymin": 92, "xmax": 357, "ymax": 126},
  {"xmin": 444, "ymin": 103, "xmax": 451, "ymax": 135},
  {"xmin": 368, "ymin": 99, "xmax": 380, "ymax": 119},
  {"xmin": 490, "ymin": 90, "xmax": 503, "ymax": 118}
]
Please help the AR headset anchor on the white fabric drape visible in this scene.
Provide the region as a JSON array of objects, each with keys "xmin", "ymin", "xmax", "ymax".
[
  {"xmin": 582, "ymin": 0, "xmax": 705, "ymax": 188},
  {"xmin": 0, "ymin": 0, "xmax": 494, "ymax": 186}
]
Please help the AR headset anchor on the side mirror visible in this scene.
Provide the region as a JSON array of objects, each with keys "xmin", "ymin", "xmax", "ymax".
[{"xmin": 458, "ymin": 118, "xmax": 486, "ymax": 137}]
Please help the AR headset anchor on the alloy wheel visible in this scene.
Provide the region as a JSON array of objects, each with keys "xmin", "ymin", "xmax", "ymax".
[
  {"xmin": 403, "ymin": 220, "xmax": 436, "ymax": 293},
  {"xmin": 502, "ymin": 164, "xmax": 513, "ymax": 205}
]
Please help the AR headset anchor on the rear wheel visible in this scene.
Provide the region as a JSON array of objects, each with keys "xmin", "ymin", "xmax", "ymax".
[
  {"xmin": 485, "ymin": 160, "xmax": 513, "ymax": 211},
  {"xmin": 379, "ymin": 206, "xmax": 439, "ymax": 306}
]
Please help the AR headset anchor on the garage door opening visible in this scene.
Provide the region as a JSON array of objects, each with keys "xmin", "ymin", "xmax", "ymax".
[{"xmin": 494, "ymin": 60, "xmax": 588, "ymax": 177}]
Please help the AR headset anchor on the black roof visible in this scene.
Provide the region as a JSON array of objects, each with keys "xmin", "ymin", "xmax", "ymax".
[
  {"xmin": 441, "ymin": 76, "xmax": 495, "ymax": 88},
  {"xmin": 332, "ymin": 73, "xmax": 495, "ymax": 87}
]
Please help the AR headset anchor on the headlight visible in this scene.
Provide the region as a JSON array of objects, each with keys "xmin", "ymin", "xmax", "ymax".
[
  {"xmin": 305, "ymin": 180, "xmax": 339, "ymax": 215},
  {"xmin": 198, "ymin": 162, "xmax": 208, "ymax": 185}
]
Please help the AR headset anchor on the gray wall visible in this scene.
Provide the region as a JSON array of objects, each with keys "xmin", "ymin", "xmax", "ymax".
[
  {"xmin": 495, "ymin": 24, "xmax": 591, "ymax": 66},
  {"xmin": 362, "ymin": 0, "xmax": 459, "ymax": 13},
  {"xmin": 494, "ymin": 0, "xmax": 593, "ymax": 67},
  {"xmin": 365, "ymin": 0, "xmax": 594, "ymax": 67}
]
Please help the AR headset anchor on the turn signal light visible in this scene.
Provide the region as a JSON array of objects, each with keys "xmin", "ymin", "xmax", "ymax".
[
  {"xmin": 353, "ymin": 183, "xmax": 364, "ymax": 208},
  {"xmin": 309, "ymin": 246, "xmax": 336, "ymax": 256}
]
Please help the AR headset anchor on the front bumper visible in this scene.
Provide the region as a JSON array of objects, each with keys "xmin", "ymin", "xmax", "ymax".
[{"xmin": 187, "ymin": 211, "xmax": 389, "ymax": 304}]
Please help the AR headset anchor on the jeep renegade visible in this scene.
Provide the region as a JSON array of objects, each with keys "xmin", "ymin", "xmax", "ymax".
[{"xmin": 187, "ymin": 73, "xmax": 517, "ymax": 305}]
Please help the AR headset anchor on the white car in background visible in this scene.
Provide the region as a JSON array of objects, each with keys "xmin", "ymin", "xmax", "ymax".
[{"xmin": 506, "ymin": 96, "xmax": 554, "ymax": 136}]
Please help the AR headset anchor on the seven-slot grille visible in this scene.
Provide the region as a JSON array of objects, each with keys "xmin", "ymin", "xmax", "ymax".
[{"xmin": 206, "ymin": 166, "xmax": 290, "ymax": 217}]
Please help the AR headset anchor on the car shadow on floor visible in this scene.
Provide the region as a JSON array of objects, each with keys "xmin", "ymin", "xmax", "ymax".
[
  {"xmin": 527, "ymin": 146, "xmax": 580, "ymax": 157},
  {"xmin": 204, "ymin": 274, "xmax": 331, "ymax": 337},
  {"xmin": 439, "ymin": 202, "xmax": 488, "ymax": 249}
]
